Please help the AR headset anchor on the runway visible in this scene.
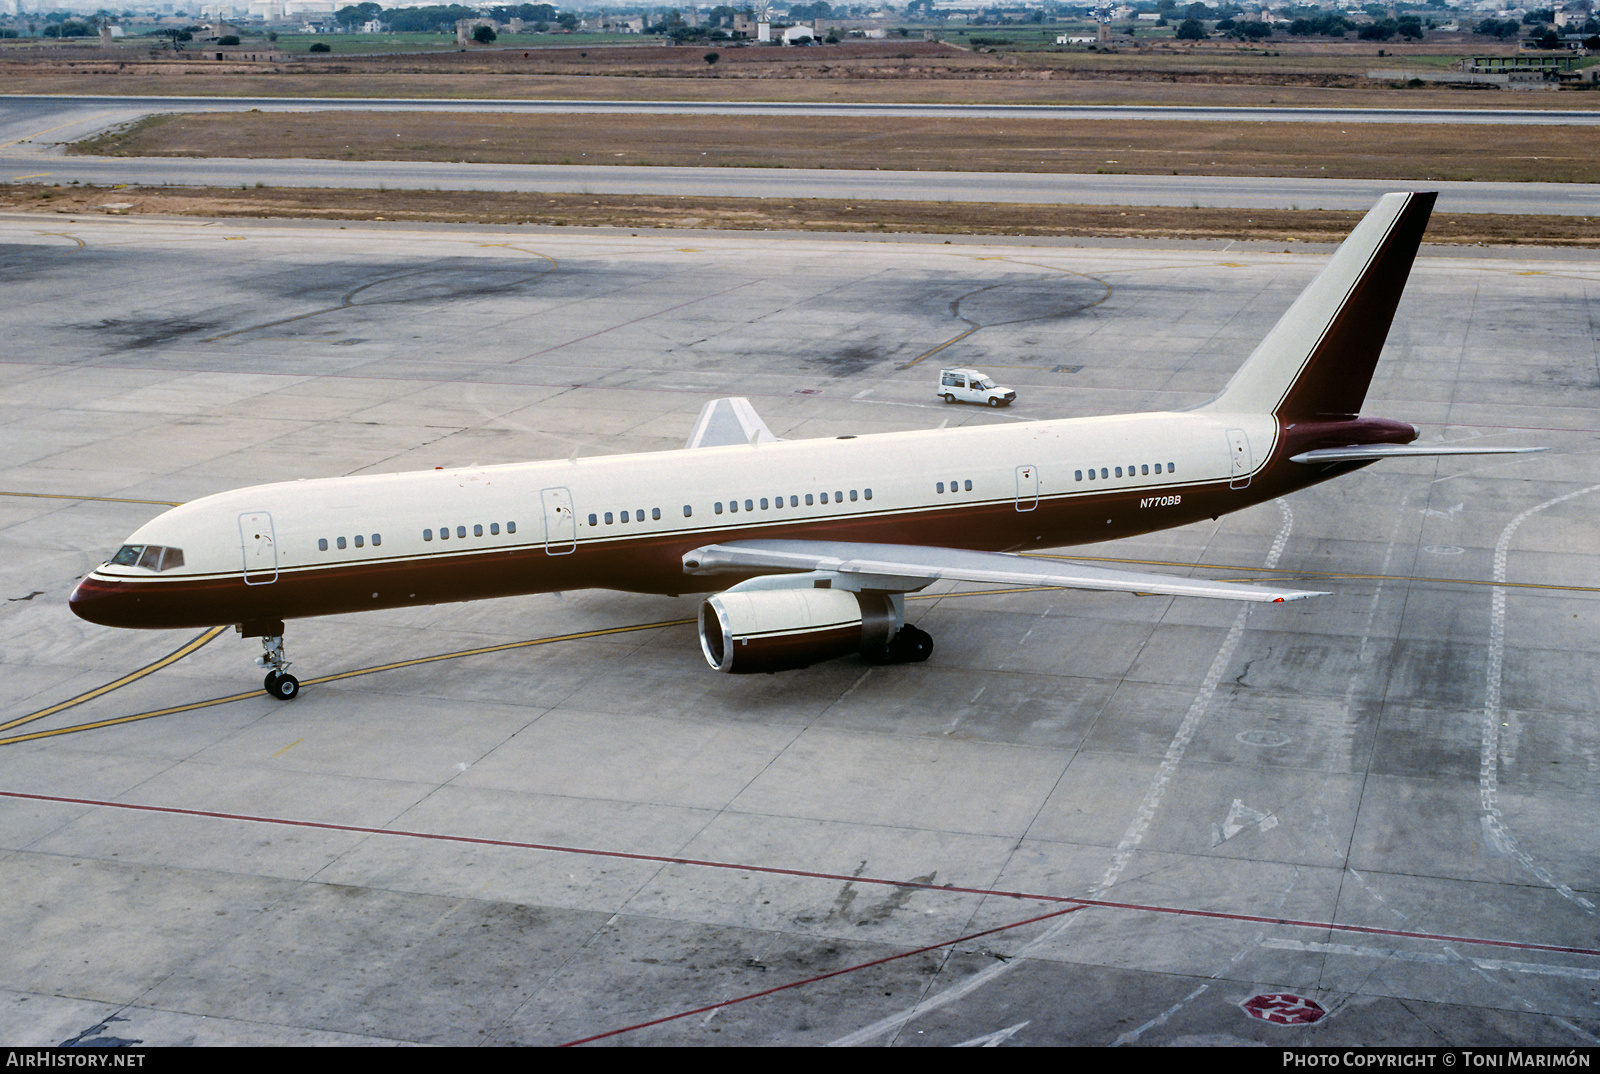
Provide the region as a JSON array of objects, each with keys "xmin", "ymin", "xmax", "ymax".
[
  {"xmin": 0, "ymin": 213, "xmax": 1596, "ymax": 1045},
  {"xmin": 3, "ymin": 95, "xmax": 1599, "ymax": 214}
]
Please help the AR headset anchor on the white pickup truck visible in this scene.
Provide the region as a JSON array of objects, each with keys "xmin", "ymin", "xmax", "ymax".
[{"xmin": 938, "ymin": 368, "xmax": 1015, "ymax": 407}]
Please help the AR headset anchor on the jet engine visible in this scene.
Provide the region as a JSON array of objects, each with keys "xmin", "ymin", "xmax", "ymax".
[{"xmin": 698, "ymin": 587, "xmax": 898, "ymax": 674}]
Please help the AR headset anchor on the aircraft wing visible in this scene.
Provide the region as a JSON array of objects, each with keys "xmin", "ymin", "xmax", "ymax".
[
  {"xmin": 682, "ymin": 540, "xmax": 1325, "ymax": 603},
  {"xmin": 686, "ymin": 397, "xmax": 783, "ymax": 449},
  {"xmin": 1291, "ymin": 444, "xmax": 1546, "ymax": 464}
]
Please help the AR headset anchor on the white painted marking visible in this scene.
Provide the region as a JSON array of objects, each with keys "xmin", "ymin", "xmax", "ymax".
[
  {"xmin": 1262, "ymin": 938, "xmax": 1600, "ymax": 981},
  {"xmin": 954, "ymin": 1021, "xmax": 1030, "ymax": 1047},
  {"xmin": 1481, "ymin": 483, "xmax": 1600, "ymax": 915},
  {"xmin": 1215, "ymin": 798, "xmax": 1279, "ymax": 844}
]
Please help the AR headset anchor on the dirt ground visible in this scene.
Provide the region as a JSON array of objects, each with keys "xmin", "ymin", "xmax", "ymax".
[
  {"xmin": 3, "ymin": 36, "xmax": 1596, "ymax": 110},
  {"xmin": 6, "ymin": 183, "xmax": 1594, "ymax": 247},
  {"xmin": 73, "ymin": 110, "xmax": 1600, "ymax": 185}
]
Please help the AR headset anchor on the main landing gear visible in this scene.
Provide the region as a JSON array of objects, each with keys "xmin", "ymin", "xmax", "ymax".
[
  {"xmin": 862, "ymin": 624, "xmax": 934, "ymax": 666},
  {"xmin": 238, "ymin": 620, "xmax": 299, "ymax": 700}
]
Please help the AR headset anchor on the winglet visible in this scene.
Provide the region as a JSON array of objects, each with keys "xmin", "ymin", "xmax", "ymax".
[
  {"xmin": 685, "ymin": 397, "xmax": 783, "ymax": 450},
  {"xmin": 1202, "ymin": 191, "xmax": 1436, "ymax": 422}
]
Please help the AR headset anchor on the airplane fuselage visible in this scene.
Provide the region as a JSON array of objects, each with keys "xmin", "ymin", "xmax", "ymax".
[{"xmin": 68, "ymin": 409, "xmax": 1415, "ymax": 631}]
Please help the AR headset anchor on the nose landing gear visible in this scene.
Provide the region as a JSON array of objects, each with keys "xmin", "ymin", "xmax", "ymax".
[{"xmin": 239, "ymin": 620, "xmax": 299, "ymax": 700}]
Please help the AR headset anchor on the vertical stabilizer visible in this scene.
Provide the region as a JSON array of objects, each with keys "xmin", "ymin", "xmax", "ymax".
[{"xmin": 1202, "ymin": 191, "xmax": 1435, "ymax": 421}]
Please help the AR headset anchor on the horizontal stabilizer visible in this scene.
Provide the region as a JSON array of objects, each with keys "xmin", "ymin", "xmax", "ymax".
[
  {"xmin": 683, "ymin": 540, "xmax": 1325, "ymax": 604},
  {"xmin": 686, "ymin": 397, "xmax": 783, "ymax": 449},
  {"xmin": 1291, "ymin": 445, "xmax": 1547, "ymax": 464}
]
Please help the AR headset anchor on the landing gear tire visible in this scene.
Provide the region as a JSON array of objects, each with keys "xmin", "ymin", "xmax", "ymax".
[
  {"xmin": 943, "ymin": 393, "xmax": 955, "ymax": 404},
  {"xmin": 264, "ymin": 671, "xmax": 300, "ymax": 701},
  {"xmin": 862, "ymin": 625, "xmax": 934, "ymax": 666}
]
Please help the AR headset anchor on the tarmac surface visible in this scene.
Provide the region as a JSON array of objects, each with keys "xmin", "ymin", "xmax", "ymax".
[{"xmin": 0, "ymin": 212, "xmax": 1596, "ymax": 1047}]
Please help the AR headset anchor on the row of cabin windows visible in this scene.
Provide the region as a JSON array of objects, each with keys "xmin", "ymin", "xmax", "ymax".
[
  {"xmin": 422, "ymin": 522, "xmax": 516, "ymax": 542},
  {"xmin": 1076, "ymin": 462, "xmax": 1177, "ymax": 482},
  {"xmin": 936, "ymin": 480, "xmax": 973, "ymax": 494},
  {"xmin": 712, "ymin": 489, "xmax": 870, "ymax": 515},
  {"xmin": 586, "ymin": 490, "xmax": 875, "ymax": 526},
  {"xmin": 318, "ymin": 534, "xmax": 381, "ymax": 552},
  {"xmin": 591, "ymin": 507, "xmax": 663, "ymax": 526}
]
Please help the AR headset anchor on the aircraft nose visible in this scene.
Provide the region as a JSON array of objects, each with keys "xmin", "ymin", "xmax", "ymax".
[{"xmin": 69, "ymin": 574, "xmax": 133, "ymax": 627}]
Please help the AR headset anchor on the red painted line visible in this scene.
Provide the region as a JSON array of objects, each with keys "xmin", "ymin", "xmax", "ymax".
[
  {"xmin": 558, "ymin": 905, "xmax": 1085, "ymax": 1047},
  {"xmin": 5, "ymin": 790, "xmax": 1598, "ymax": 961}
]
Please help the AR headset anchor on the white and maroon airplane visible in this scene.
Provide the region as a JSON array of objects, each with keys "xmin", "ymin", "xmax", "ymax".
[{"xmin": 71, "ymin": 192, "xmax": 1539, "ymax": 700}]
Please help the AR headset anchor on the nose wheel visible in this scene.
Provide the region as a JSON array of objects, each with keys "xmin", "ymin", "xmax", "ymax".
[{"xmin": 239, "ymin": 620, "xmax": 300, "ymax": 701}]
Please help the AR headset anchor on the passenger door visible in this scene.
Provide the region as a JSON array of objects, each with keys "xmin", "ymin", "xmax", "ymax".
[{"xmin": 238, "ymin": 511, "xmax": 278, "ymax": 585}]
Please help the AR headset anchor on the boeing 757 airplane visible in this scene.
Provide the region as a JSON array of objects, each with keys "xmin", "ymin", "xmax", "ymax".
[{"xmin": 70, "ymin": 192, "xmax": 1540, "ymax": 700}]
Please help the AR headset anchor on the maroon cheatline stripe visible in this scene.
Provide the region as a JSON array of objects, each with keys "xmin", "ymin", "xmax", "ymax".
[
  {"xmin": 5, "ymin": 790, "xmax": 1598, "ymax": 960},
  {"xmin": 558, "ymin": 905, "xmax": 1086, "ymax": 1047}
]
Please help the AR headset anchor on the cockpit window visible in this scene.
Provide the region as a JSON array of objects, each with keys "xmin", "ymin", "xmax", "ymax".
[{"xmin": 108, "ymin": 544, "xmax": 184, "ymax": 572}]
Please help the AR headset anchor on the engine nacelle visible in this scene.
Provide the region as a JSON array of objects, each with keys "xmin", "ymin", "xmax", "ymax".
[{"xmin": 698, "ymin": 587, "xmax": 898, "ymax": 674}]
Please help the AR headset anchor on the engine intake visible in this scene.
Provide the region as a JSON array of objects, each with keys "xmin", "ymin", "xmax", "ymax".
[{"xmin": 699, "ymin": 588, "xmax": 897, "ymax": 674}]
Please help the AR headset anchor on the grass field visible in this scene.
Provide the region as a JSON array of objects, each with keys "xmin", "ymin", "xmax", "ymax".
[{"xmin": 72, "ymin": 110, "xmax": 1600, "ymax": 186}]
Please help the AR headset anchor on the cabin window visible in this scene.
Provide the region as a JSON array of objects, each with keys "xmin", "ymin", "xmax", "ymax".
[
  {"xmin": 760, "ymin": 498, "xmax": 769, "ymax": 510},
  {"xmin": 729, "ymin": 499, "xmax": 739, "ymax": 514},
  {"xmin": 714, "ymin": 502, "xmax": 723, "ymax": 515},
  {"xmin": 423, "ymin": 530, "xmax": 433, "ymax": 541},
  {"xmin": 744, "ymin": 500, "xmax": 753, "ymax": 512},
  {"xmin": 619, "ymin": 511, "xmax": 628, "ymax": 524},
  {"xmin": 319, "ymin": 538, "xmax": 329, "ymax": 551},
  {"xmin": 683, "ymin": 505, "xmax": 693, "ymax": 517},
  {"xmin": 1141, "ymin": 464, "xmax": 1149, "ymax": 476},
  {"xmin": 457, "ymin": 526, "xmax": 466, "ymax": 539},
  {"xmin": 1115, "ymin": 467, "xmax": 1123, "ymax": 478},
  {"xmin": 835, "ymin": 490, "xmax": 843, "ymax": 502},
  {"xmin": 963, "ymin": 480, "xmax": 972, "ymax": 491},
  {"xmin": 490, "ymin": 523, "xmax": 499, "ymax": 535},
  {"xmin": 1167, "ymin": 462, "xmax": 1176, "ymax": 473},
  {"xmin": 652, "ymin": 508, "xmax": 661, "ymax": 521},
  {"xmin": 820, "ymin": 492, "xmax": 829, "ymax": 504},
  {"xmin": 937, "ymin": 482, "xmax": 945, "ymax": 493},
  {"xmin": 474, "ymin": 525, "xmax": 483, "ymax": 537},
  {"xmin": 864, "ymin": 489, "xmax": 872, "ymax": 500},
  {"xmin": 337, "ymin": 537, "xmax": 347, "ymax": 550},
  {"xmin": 588, "ymin": 514, "xmax": 597, "ymax": 526},
  {"xmin": 507, "ymin": 521, "xmax": 516, "ymax": 534},
  {"xmin": 790, "ymin": 495, "xmax": 799, "ymax": 507},
  {"xmin": 372, "ymin": 534, "xmax": 381, "ymax": 547},
  {"xmin": 849, "ymin": 490, "xmax": 857, "ymax": 502},
  {"xmin": 605, "ymin": 512, "xmax": 614, "ymax": 525},
  {"xmin": 1075, "ymin": 471, "xmax": 1083, "ymax": 482},
  {"xmin": 354, "ymin": 535, "xmax": 364, "ymax": 548},
  {"xmin": 440, "ymin": 527, "xmax": 449, "ymax": 540},
  {"xmin": 1101, "ymin": 468, "xmax": 1108, "ymax": 479},
  {"xmin": 805, "ymin": 494, "xmax": 813, "ymax": 506}
]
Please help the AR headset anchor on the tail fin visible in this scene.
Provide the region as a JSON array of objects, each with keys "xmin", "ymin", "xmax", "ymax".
[{"xmin": 1202, "ymin": 191, "xmax": 1436, "ymax": 422}]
